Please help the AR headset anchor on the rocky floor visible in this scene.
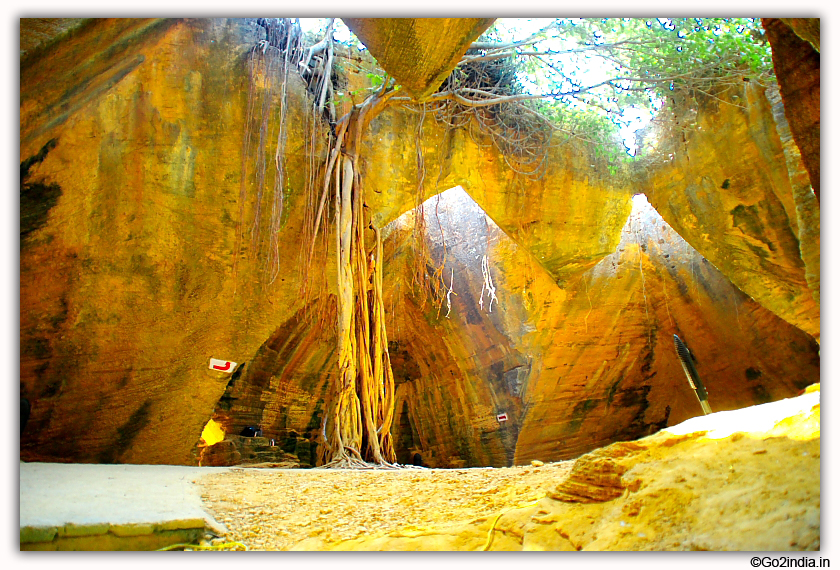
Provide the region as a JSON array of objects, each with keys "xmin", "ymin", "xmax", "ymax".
[{"xmin": 197, "ymin": 386, "xmax": 820, "ymax": 551}]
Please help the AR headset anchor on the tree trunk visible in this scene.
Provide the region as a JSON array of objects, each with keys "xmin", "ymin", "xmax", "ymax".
[{"xmin": 319, "ymin": 103, "xmax": 397, "ymax": 466}]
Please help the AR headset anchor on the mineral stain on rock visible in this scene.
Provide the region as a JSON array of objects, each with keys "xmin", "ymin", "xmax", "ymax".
[
  {"xmin": 99, "ymin": 399, "xmax": 153, "ymax": 464},
  {"xmin": 20, "ymin": 138, "xmax": 61, "ymax": 245}
]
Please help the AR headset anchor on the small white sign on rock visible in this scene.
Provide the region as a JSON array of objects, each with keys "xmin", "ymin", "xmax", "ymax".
[{"xmin": 209, "ymin": 358, "xmax": 237, "ymax": 373}]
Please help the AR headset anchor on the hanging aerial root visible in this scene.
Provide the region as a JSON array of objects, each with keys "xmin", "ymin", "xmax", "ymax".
[
  {"xmin": 317, "ymin": 455, "xmax": 401, "ymax": 470},
  {"xmin": 479, "ymin": 254, "xmax": 498, "ymax": 312},
  {"xmin": 239, "ymin": 24, "xmax": 402, "ymax": 469},
  {"xmin": 306, "ymin": 116, "xmax": 349, "ymax": 269},
  {"xmin": 370, "ymin": 226, "xmax": 396, "ymax": 462},
  {"xmin": 317, "ymin": 101, "xmax": 398, "ymax": 466},
  {"xmin": 440, "ymin": 266, "xmax": 456, "ymax": 318}
]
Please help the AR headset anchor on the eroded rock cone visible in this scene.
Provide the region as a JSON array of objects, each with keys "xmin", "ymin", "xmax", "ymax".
[{"xmin": 549, "ymin": 442, "xmax": 645, "ymax": 503}]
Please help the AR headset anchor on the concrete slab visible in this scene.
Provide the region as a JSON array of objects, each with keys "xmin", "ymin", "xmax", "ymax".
[{"xmin": 20, "ymin": 462, "xmax": 232, "ymax": 550}]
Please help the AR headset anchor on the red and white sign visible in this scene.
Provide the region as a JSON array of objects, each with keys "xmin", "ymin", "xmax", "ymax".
[
  {"xmin": 496, "ymin": 413, "xmax": 508, "ymax": 422},
  {"xmin": 209, "ymin": 358, "xmax": 237, "ymax": 373}
]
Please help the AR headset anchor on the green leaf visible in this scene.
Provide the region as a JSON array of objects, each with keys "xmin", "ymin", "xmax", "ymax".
[{"xmin": 367, "ymin": 72, "xmax": 384, "ymax": 87}]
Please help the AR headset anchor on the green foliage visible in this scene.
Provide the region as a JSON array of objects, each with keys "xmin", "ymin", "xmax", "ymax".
[
  {"xmin": 532, "ymin": 97, "xmax": 628, "ymax": 162},
  {"xmin": 575, "ymin": 18, "xmax": 773, "ymax": 94},
  {"xmin": 470, "ymin": 18, "xmax": 774, "ymax": 158}
]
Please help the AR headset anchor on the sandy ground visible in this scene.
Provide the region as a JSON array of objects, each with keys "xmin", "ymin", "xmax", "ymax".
[
  {"xmin": 199, "ymin": 461, "xmax": 571, "ymax": 551},
  {"xmin": 197, "ymin": 387, "xmax": 820, "ymax": 552}
]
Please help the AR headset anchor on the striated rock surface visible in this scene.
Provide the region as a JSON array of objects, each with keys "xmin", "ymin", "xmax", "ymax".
[
  {"xmin": 763, "ymin": 18, "xmax": 820, "ymax": 202},
  {"xmin": 383, "ymin": 189, "xmax": 817, "ymax": 465},
  {"xmin": 19, "ymin": 18, "xmax": 89, "ymax": 58},
  {"xmin": 640, "ymin": 82, "xmax": 819, "ymax": 340},
  {"xmin": 203, "ymin": 303, "xmax": 337, "ymax": 468},
  {"xmin": 765, "ymin": 86, "xmax": 820, "ymax": 310},
  {"xmin": 198, "ymin": 435, "xmax": 301, "ymax": 468},
  {"xmin": 548, "ymin": 452, "xmax": 632, "ymax": 503},
  {"xmin": 343, "ymin": 18, "xmax": 494, "ymax": 100},
  {"xmin": 20, "ymin": 18, "xmax": 325, "ymax": 465},
  {"xmin": 778, "ymin": 18, "xmax": 820, "ymax": 52}
]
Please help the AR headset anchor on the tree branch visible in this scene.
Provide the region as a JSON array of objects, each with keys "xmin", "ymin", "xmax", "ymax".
[
  {"xmin": 468, "ymin": 20, "xmax": 559, "ymax": 51},
  {"xmin": 300, "ymin": 18, "xmax": 334, "ymax": 70},
  {"xmin": 460, "ymin": 39, "xmax": 662, "ymax": 64}
]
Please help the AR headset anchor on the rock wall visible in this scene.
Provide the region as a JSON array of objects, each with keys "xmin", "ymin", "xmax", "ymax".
[
  {"xmin": 19, "ymin": 18, "xmax": 88, "ymax": 58},
  {"xmin": 360, "ymin": 104, "xmax": 635, "ymax": 284},
  {"xmin": 20, "ymin": 19, "xmax": 325, "ymax": 464},
  {"xmin": 762, "ymin": 18, "xmax": 820, "ymax": 203},
  {"xmin": 639, "ymin": 82, "xmax": 819, "ymax": 340},
  {"xmin": 343, "ymin": 18, "xmax": 494, "ymax": 100},
  {"xmin": 383, "ymin": 189, "xmax": 817, "ymax": 465}
]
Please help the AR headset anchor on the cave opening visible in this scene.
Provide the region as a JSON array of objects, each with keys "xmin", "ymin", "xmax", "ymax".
[
  {"xmin": 199, "ymin": 418, "xmax": 226, "ymax": 450},
  {"xmin": 373, "ymin": 184, "xmax": 817, "ymax": 469}
]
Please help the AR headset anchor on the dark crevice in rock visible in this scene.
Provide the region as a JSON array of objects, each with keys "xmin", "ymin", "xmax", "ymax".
[{"xmin": 20, "ymin": 138, "xmax": 61, "ymax": 246}]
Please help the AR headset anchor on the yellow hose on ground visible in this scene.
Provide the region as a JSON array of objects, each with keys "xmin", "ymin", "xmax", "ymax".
[
  {"xmin": 481, "ymin": 494, "xmax": 547, "ymax": 551},
  {"xmin": 156, "ymin": 541, "xmax": 248, "ymax": 551}
]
